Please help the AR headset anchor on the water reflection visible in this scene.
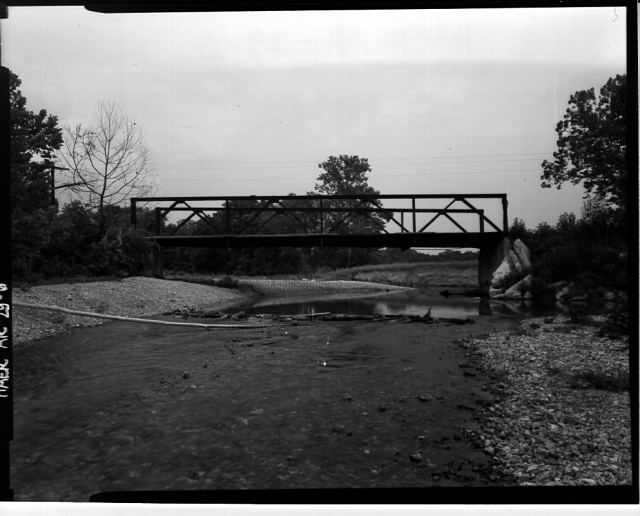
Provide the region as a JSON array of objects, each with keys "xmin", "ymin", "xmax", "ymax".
[{"xmin": 222, "ymin": 287, "xmax": 591, "ymax": 319}]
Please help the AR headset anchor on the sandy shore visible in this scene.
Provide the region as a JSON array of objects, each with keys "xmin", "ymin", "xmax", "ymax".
[
  {"xmin": 238, "ymin": 278, "xmax": 410, "ymax": 296},
  {"xmin": 11, "ymin": 276, "xmax": 408, "ymax": 346}
]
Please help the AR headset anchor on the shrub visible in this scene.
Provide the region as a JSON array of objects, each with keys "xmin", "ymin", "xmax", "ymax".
[
  {"xmin": 508, "ymin": 217, "xmax": 530, "ymax": 243},
  {"xmin": 213, "ymin": 275, "xmax": 239, "ymax": 289},
  {"xmin": 598, "ymin": 300, "xmax": 629, "ymax": 339}
]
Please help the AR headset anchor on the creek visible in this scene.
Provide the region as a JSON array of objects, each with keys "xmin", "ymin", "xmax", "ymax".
[{"xmin": 221, "ymin": 286, "xmax": 588, "ymax": 319}]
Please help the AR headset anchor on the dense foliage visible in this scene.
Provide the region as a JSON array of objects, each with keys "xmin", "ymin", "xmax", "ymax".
[
  {"xmin": 541, "ymin": 74, "xmax": 627, "ymax": 218},
  {"xmin": 10, "ymin": 70, "xmax": 63, "ymax": 277},
  {"xmin": 10, "ymin": 70, "xmax": 158, "ymax": 283},
  {"xmin": 508, "ymin": 197, "xmax": 627, "ymax": 300}
]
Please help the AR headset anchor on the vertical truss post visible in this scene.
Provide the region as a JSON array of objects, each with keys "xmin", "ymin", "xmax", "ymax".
[
  {"xmin": 226, "ymin": 200, "xmax": 230, "ymax": 234},
  {"xmin": 412, "ymin": 198, "xmax": 416, "ymax": 232},
  {"xmin": 479, "ymin": 209, "xmax": 485, "ymax": 233},
  {"xmin": 502, "ymin": 196, "xmax": 509, "ymax": 233},
  {"xmin": 401, "ymin": 211, "xmax": 405, "ymax": 233}
]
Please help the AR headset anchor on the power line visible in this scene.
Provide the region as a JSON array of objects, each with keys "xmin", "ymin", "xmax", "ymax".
[
  {"xmin": 153, "ymin": 152, "xmax": 554, "ymax": 169},
  {"xmin": 154, "ymin": 158, "xmax": 547, "ymax": 170},
  {"xmin": 161, "ymin": 168, "xmax": 542, "ymax": 182}
]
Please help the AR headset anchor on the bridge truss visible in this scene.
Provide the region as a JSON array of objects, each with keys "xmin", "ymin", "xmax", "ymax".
[{"xmin": 131, "ymin": 194, "xmax": 508, "ymax": 250}]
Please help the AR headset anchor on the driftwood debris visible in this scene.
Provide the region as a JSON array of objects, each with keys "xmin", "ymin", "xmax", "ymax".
[
  {"xmin": 160, "ymin": 308, "xmax": 475, "ymax": 325},
  {"xmin": 319, "ymin": 314, "xmax": 376, "ymax": 321},
  {"xmin": 440, "ymin": 289, "xmax": 485, "ymax": 298},
  {"xmin": 438, "ymin": 317, "xmax": 475, "ymax": 325},
  {"xmin": 14, "ymin": 302, "xmax": 276, "ymax": 330}
]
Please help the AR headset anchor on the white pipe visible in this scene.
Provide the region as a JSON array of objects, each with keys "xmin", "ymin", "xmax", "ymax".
[{"xmin": 13, "ymin": 302, "xmax": 276, "ymax": 330}]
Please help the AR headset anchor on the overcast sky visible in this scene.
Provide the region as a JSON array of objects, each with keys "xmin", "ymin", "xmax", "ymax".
[{"xmin": 2, "ymin": 6, "xmax": 627, "ymax": 234}]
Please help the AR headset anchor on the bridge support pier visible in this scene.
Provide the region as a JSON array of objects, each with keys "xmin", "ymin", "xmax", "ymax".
[{"xmin": 478, "ymin": 237, "xmax": 510, "ymax": 291}]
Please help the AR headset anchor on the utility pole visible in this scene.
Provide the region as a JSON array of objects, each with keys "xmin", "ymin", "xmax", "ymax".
[{"xmin": 48, "ymin": 165, "xmax": 69, "ymax": 210}]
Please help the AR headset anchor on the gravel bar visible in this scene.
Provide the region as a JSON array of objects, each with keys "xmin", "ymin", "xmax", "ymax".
[
  {"xmin": 11, "ymin": 277, "xmax": 247, "ymax": 346},
  {"xmin": 457, "ymin": 315, "xmax": 632, "ymax": 486}
]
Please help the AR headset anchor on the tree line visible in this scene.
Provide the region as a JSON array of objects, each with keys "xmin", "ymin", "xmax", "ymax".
[{"xmin": 11, "ymin": 69, "xmax": 627, "ymax": 287}]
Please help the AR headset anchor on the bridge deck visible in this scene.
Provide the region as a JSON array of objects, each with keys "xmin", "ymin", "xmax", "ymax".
[{"xmin": 151, "ymin": 232, "xmax": 505, "ymax": 249}]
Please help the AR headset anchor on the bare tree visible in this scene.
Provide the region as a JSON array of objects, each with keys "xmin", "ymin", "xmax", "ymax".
[{"xmin": 59, "ymin": 102, "xmax": 158, "ymax": 235}]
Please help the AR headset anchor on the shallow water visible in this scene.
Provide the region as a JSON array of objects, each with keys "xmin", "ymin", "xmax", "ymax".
[
  {"xmin": 222, "ymin": 286, "xmax": 594, "ymax": 319},
  {"xmin": 11, "ymin": 314, "xmax": 522, "ymax": 500}
]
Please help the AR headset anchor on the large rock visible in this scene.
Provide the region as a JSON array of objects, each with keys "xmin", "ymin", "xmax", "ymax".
[
  {"xmin": 504, "ymin": 274, "xmax": 533, "ymax": 299},
  {"xmin": 489, "ymin": 287, "xmax": 504, "ymax": 298},
  {"xmin": 490, "ymin": 256, "xmax": 515, "ymax": 288},
  {"xmin": 507, "ymin": 290, "xmax": 522, "ymax": 301},
  {"xmin": 513, "ymin": 239, "xmax": 532, "ymax": 270},
  {"xmin": 556, "ymin": 282, "xmax": 574, "ymax": 300},
  {"xmin": 507, "ymin": 250, "xmax": 523, "ymax": 273}
]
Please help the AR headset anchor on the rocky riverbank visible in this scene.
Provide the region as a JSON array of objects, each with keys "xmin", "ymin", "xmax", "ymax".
[{"xmin": 455, "ymin": 315, "xmax": 632, "ymax": 486}]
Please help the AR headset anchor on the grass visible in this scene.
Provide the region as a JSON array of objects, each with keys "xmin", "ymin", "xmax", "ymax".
[
  {"xmin": 568, "ymin": 369, "xmax": 630, "ymax": 392},
  {"xmin": 165, "ymin": 271, "xmax": 246, "ymax": 291},
  {"xmin": 323, "ymin": 261, "xmax": 476, "ymax": 274},
  {"xmin": 316, "ymin": 261, "xmax": 478, "ymax": 288}
]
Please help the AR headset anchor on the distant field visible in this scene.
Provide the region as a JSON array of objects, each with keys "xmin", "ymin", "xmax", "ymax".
[
  {"xmin": 166, "ymin": 260, "xmax": 480, "ymax": 289},
  {"xmin": 318, "ymin": 261, "xmax": 478, "ymax": 288}
]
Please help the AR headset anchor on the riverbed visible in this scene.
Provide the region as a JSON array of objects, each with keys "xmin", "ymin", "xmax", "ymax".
[
  {"xmin": 9, "ymin": 276, "xmax": 632, "ymax": 502},
  {"xmin": 11, "ymin": 312, "xmax": 523, "ymax": 501}
]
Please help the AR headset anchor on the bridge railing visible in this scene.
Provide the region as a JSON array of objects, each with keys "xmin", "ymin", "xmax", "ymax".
[{"xmin": 131, "ymin": 194, "xmax": 508, "ymax": 237}]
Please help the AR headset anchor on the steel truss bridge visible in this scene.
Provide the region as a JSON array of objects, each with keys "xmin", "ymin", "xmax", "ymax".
[{"xmin": 131, "ymin": 194, "xmax": 508, "ymax": 252}]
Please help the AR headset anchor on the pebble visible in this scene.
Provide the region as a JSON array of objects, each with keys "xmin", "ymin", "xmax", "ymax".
[{"xmin": 409, "ymin": 452, "xmax": 422, "ymax": 463}]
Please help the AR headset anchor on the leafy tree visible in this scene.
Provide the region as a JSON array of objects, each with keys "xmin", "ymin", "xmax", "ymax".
[
  {"xmin": 556, "ymin": 212, "xmax": 577, "ymax": 232},
  {"xmin": 36, "ymin": 201, "xmax": 158, "ymax": 278},
  {"xmin": 508, "ymin": 217, "xmax": 529, "ymax": 243},
  {"xmin": 305, "ymin": 155, "xmax": 390, "ymax": 270},
  {"xmin": 10, "ymin": 69, "xmax": 64, "ymax": 277},
  {"xmin": 59, "ymin": 102, "xmax": 158, "ymax": 237},
  {"xmin": 312, "ymin": 155, "xmax": 389, "ymax": 233},
  {"xmin": 541, "ymin": 74, "xmax": 627, "ymax": 214}
]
